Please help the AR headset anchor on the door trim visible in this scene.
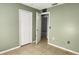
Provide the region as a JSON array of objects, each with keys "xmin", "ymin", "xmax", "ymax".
[
  {"xmin": 41, "ymin": 12, "xmax": 50, "ymax": 43},
  {"xmin": 19, "ymin": 9, "xmax": 32, "ymax": 46}
]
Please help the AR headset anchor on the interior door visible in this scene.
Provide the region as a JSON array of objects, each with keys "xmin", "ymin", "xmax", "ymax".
[
  {"xmin": 36, "ymin": 12, "xmax": 41, "ymax": 44},
  {"xmin": 19, "ymin": 9, "xmax": 32, "ymax": 46}
]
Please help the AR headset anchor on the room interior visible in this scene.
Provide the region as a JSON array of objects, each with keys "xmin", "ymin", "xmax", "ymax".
[{"xmin": 0, "ymin": 3, "xmax": 79, "ymax": 55}]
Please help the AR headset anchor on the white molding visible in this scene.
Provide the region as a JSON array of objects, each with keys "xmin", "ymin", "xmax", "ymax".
[
  {"xmin": 41, "ymin": 12, "xmax": 50, "ymax": 15},
  {"xmin": 0, "ymin": 46, "xmax": 20, "ymax": 54},
  {"xmin": 48, "ymin": 42, "xmax": 79, "ymax": 55}
]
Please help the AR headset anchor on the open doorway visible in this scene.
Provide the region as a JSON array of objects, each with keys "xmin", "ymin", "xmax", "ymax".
[
  {"xmin": 41, "ymin": 14, "xmax": 48, "ymax": 39},
  {"xmin": 36, "ymin": 12, "xmax": 50, "ymax": 44}
]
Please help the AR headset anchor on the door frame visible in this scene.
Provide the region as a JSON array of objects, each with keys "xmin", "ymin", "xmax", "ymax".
[
  {"xmin": 41, "ymin": 12, "xmax": 50, "ymax": 43},
  {"xmin": 19, "ymin": 9, "xmax": 32, "ymax": 46}
]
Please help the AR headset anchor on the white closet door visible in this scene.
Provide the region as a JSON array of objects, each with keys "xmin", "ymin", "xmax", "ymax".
[{"xmin": 19, "ymin": 9, "xmax": 32, "ymax": 46}]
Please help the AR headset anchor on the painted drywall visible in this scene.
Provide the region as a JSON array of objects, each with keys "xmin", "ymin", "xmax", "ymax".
[
  {"xmin": 0, "ymin": 3, "xmax": 39, "ymax": 52},
  {"xmin": 48, "ymin": 3, "xmax": 79, "ymax": 52}
]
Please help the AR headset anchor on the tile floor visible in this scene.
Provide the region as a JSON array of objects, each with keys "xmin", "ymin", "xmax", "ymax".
[{"xmin": 2, "ymin": 37, "xmax": 75, "ymax": 55}]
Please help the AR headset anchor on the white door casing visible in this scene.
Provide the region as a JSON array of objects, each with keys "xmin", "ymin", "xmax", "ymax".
[{"xmin": 19, "ymin": 9, "xmax": 32, "ymax": 46}]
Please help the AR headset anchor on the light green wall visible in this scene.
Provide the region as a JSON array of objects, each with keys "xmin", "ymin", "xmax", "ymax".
[
  {"xmin": 48, "ymin": 3, "xmax": 79, "ymax": 52},
  {"xmin": 0, "ymin": 3, "xmax": 39, "ymax": 52}
]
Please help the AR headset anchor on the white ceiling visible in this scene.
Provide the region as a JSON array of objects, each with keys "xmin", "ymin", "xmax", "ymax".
[{"xmin": 22, "ymin": 3, "xmax": 63, "ymax": 10}]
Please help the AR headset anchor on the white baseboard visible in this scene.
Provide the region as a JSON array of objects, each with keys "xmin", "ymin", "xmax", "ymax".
[
  {"xmin": 0, "ymin": 46, "xmax": 20, "ymax": 54},
  {"xmin": 48, "ymin": 42, "xmax": 79, "ymax": 55},
  {"xmin": 32, "ymin": 40, "xmax": 36, "ymax": 43}
]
